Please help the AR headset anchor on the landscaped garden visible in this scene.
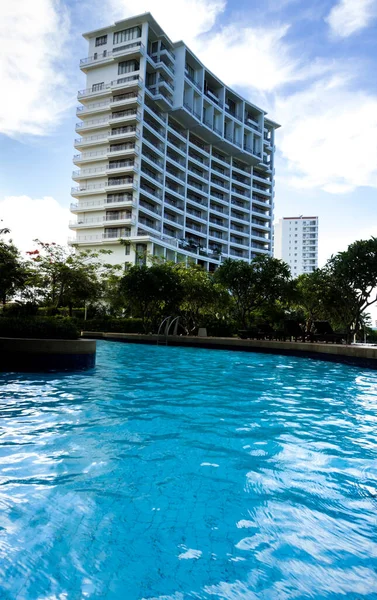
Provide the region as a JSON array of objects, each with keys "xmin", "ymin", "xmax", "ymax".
[{"xmin": 2, "ymin": 228, "xmax": 377, "ymax": 343}]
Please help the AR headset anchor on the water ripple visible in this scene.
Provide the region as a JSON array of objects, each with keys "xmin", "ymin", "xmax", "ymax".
[{"xmin": 0, "ymin": 342, "xmax": 377, "ymax": 599}]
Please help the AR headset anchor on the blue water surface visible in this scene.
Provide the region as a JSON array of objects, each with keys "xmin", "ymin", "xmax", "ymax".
[{"xmin": 0, "ymin": 341, "xmax": 377, "ymax": 599}]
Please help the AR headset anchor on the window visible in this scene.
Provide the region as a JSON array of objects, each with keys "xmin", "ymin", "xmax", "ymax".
[
  {"xmin": 185, "ymin": 63, "xmax": 195, "ymax": 79},
  {"xmin": 95, "ymin": 35, "xmax": 107, "ymax": 46},
  {"xmin": 113, "ymin": 26, "xmax": 141, "ymax": 45},
  {"xmin": 92, "ymin": 82, "xmax": 104, "ymax": 92},
  {"xmin": 118, "ymin": 60, "xmax": 139, "ymax": 75},
  {"xmin": 125, "ymin": 244, "xmax": 131, "ymax": 255}
]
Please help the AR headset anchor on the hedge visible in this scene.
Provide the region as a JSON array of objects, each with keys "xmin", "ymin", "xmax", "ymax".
[
  {"xmin": 37, "ymin": 307, "xmax": 85, "ymax": 318},
  {"xmin": 0, "ymin": 317, "xmax": 80, "ymax": 340},
  {"xmin": 79, "ymin": 318, "xmax": 144, "ymax": 334}
]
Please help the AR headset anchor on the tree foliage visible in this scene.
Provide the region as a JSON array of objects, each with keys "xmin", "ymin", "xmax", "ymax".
[
  {"xmin": 0, "ymin": 238, "xmax": 28, "ymax": 305},
  {"xmin": 119, "ymin": 263, "xmax": 183, "ymax": 331},
  {"xmin": 214, "ymin": 255, "xmax": 291, "ymax": 327},
  {"xmin": 25, "ymin": 241, "xmax": 121, "ymax": 316},
  {"xmin": 327, "ymin": 238, "xmax": 377, "ymax": 333}
]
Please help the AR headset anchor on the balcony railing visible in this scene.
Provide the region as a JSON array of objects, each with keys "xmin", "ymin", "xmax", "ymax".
[
  {"xmin": 204, "ymin": 89, "xmax": 223, "ymax": 107},
  {"xmin": 184, "ymin": 70, "xmax": 203, "ymax": 91},
  {"xmin": 71, "ymin": 180, "xmax": 136, "ymax": 194},
  {"xmin": 109, "ymin": 109, "xmax": 139, "ymax": 121},
  {"xmin": 74, "ymin": 133, "xmax": 108, "ymax": 145},
  {"xmin": 76, "ymin": 117, "xmax": 108, "ymax": 129},
  {"xmin": 80, "ymin": 41, "xmax": 145, "ymax": 65},
  {"xmin": 244, "ymin": 116, "xmax": 260, "ymax": 131},
  {"xmin": 140, "ymin": 183, "xmax": 163, "ymax": 199},
  {"xmin": 78, "ymin": 75, "xmax": 143, "ymax": 97},
  {"xmin": 73, "ymin": 149, "xmax": 107, "ymax": 162},
  {"xmin": 166, "ymin": 167, "xmax": 185, "ymax": 182},
  {"xmin": 252, "ymin": 183, "xmax": 270, "ymax": 192}
]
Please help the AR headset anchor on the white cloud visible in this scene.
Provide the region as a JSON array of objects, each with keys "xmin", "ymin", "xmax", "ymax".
[
  {"xmin": 0, "ymin": 0, "xmax": 73, "ymax": 137},
  {"xmin": 104, "ymin": 0, "xmax": 225, "ymax": 45},
  {"xmin": 0, "ymin": 196, "xmax": 70, "ymax": 252},
  {"xmin": 325, "ymin": 0, "xmax": 377, "ymax": 37},
  {"xmin": 194, "ymin": 23, "xmax": 332, "ymax": 95},
  {"xmin": 275, "ymin": 76, "xmax": 377, "ymax": 193}
]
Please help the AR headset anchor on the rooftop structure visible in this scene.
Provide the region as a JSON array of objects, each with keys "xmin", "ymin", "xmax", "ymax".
[{"xmin": 70, "ymin": 13, "xmax": 280, "ymax": 269}]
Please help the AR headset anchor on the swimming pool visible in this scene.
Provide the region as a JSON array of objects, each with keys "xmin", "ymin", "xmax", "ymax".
[{"xmin": 1, "ymin": 341, "xmax": 377, "ymax": 599}]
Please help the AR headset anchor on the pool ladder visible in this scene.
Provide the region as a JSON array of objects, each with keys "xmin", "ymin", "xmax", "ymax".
[{"xmin": 156, "ymin": 316, "xmax": 180, "ymax": 345}]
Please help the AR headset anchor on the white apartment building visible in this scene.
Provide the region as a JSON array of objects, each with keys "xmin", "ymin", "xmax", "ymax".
[
  {"xmin": 274, "ymin": 216, "xmax": 319, "ymax": 276},
  {"xmin": 70, "ymin": 13, "xmax": 280, "ymax": 269}
]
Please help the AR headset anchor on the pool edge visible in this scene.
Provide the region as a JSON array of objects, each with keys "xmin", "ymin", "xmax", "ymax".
[{"xmin": 82, "ymin": 333, "xmax": 377, "ymax": 370}]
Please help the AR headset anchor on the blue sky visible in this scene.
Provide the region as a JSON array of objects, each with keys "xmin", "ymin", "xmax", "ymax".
[{"xmin": 1, "ymin": 0, "xmax": 377, "ymax": 266}]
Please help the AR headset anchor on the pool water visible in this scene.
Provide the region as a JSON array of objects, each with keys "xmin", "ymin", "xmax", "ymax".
[{"xmin": 1, "ymin": 341, "xmax": 377, "ymax": 599}]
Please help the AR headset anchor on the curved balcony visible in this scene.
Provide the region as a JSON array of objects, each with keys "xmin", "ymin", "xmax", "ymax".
[
  {"xmin": 73, "ymin": 143, "xmax": 139, "ymax": 165},
  {"xmin": 69, "ymin": 230, "xmax": 132, "ymax": 245},
  {"xmin": 75, "ymin": 111, "xmax": 140, "ymax": 133},
  {"xmin": 69, "ymin": 214, "xmax": 135, "ymax": 230},
  {"xmin": 70, "ymin": 197, "xmax": 136, "ymax": 213},
  {"xmin": 77, "ymin": 75, "xmax": 143, "ymax": 100},
  {"xmin": 76, "ymin": 93, "xmax": 142, "ymax": 118},
  {"xmin": 80, "ymin": 41, "xmax": 145, "ymax": 70},
  {"xmin": 72, "ymin": 161, "xmax": 136, "ymax": 181},
  {"xmin": 71, "ymin": 180, "xmax": 137, "ymax": 197}
]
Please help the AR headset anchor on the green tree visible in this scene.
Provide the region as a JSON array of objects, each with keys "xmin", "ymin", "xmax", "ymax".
[
  {"xmin": 295, "ymin": 269, "xmax": 332, "ymax": 330},
  {"xmin": 174, "ymin": 263, "xmax": 228, "ymax": 334},
  {"xmin": 26, "ymin": 241, "xmax": 118, "ymax": 316},
  {"xmin": 326, "ymin": 237, "xmax": 377, "ymax": 336},
  {"xmin": 0, "ymin": 235, "xmax": 28, "ymax": 305},
  {"xmin": 119, "ymin": 263, "xmax": 183, "ymax": 332},
  {"xmin": 214, "ymin": 256, "xmax": 291, "ymax": 328}
]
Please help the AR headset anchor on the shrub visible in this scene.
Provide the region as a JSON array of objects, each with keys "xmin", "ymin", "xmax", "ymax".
[
  {"xmin": 79, "ymin": 318, "xmax": 144, "ymax": 334},
  {"xmin": 38, "ymin": 307, "xmax": 85, "ymax": 318},
  {"xmin": 3, "ymin": 302, "xmax": 39, "ymax": 317},
  {"xmin": 0, "ymin": 317, "xmax": 80, "ymax": 340},
  {"xmin": 38, "ymin": 306, "xmax": 63, "ymax": 317},
  {"xmin": 200, "ymin": 317, "xmax": 236, "ymax": 338}
]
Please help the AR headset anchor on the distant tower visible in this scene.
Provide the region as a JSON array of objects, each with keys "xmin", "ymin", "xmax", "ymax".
[{"xmin": 274, "ymin": 216, "xmax": 318, "ymax": 276}]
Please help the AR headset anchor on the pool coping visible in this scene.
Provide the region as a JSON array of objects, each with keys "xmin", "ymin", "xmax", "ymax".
[
  {"xmin": 0, "ymin": 337, "xmax": 96, "ymax": 372},
  {"xmin": 82, "ymin": 332, "xmax": 377, "ymax": 370}
]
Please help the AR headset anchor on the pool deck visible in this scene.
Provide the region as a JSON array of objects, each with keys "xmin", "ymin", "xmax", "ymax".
[{"xmin": 82, "ymin": 332, "xmax": 377, "ymax": 369}]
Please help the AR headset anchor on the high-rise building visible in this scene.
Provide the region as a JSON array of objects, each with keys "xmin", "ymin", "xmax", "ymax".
[
  {"xmin": 70, "ymin": 13, "xmax": 279, "ymax": 270},
  {"xmin": 273, "ymin": 216, "xmax": 319, "ymax": 276}
]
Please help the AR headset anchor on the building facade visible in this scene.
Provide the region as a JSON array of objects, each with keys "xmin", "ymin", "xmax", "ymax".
[
  {"xmin": 274, "ymin": 216, "xmax": 319, "ymax": 276},
  {"xmin": 70, "ymin": 13, "xmax": 280, "ymax": 269}
]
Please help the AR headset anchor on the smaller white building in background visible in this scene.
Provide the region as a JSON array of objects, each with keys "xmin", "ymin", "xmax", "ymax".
[{"xmin": 274, "ymin": 216, "xmax": 318, "ymax": 276}]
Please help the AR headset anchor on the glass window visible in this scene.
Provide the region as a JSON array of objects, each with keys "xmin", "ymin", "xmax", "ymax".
[
  {"xmin": 113, "ymin": 26, "xmax": 141, "ymax": 45},
  {"xmin": 185, "ymin": 63, "xmax": 195, "ymax": 79},
  {"xmin": 92, "ymin": 82, "xmax": 104, "ymax": 92},
  {"xmin": 118, "ymin": 60, "xmax": 139, "ymax": 75},
  {"xmin": 95, "ymin": 35, "xmax": 107, "ymax": 46}
]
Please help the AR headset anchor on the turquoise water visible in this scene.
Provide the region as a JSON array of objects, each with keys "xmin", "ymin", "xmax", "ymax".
[{"xmin": 1, "ymin": 342, "xmax": 377, "ymax": 599}]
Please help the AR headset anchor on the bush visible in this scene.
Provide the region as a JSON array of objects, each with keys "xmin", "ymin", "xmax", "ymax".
[
  {"xmin": 38, "ymin": 307, "xmax": 85, "ymax": 318},
  {"xmin": 3, "ymin": 302, "xmax": 39, "ymax": 317},
  {"xmin": 200, "ymin": 317, "xmax": 237, "ymax": 338},
  {"xmin": 0, "ymin": 317, "xmax": 80, "ymax": 340},
  {"xmin": 38, "ymin": 306, "xmax": 63, "ymax": 317},
  {"xmin": 79, "ymin": 318, "xmax": 144, "ymax": 334}
]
